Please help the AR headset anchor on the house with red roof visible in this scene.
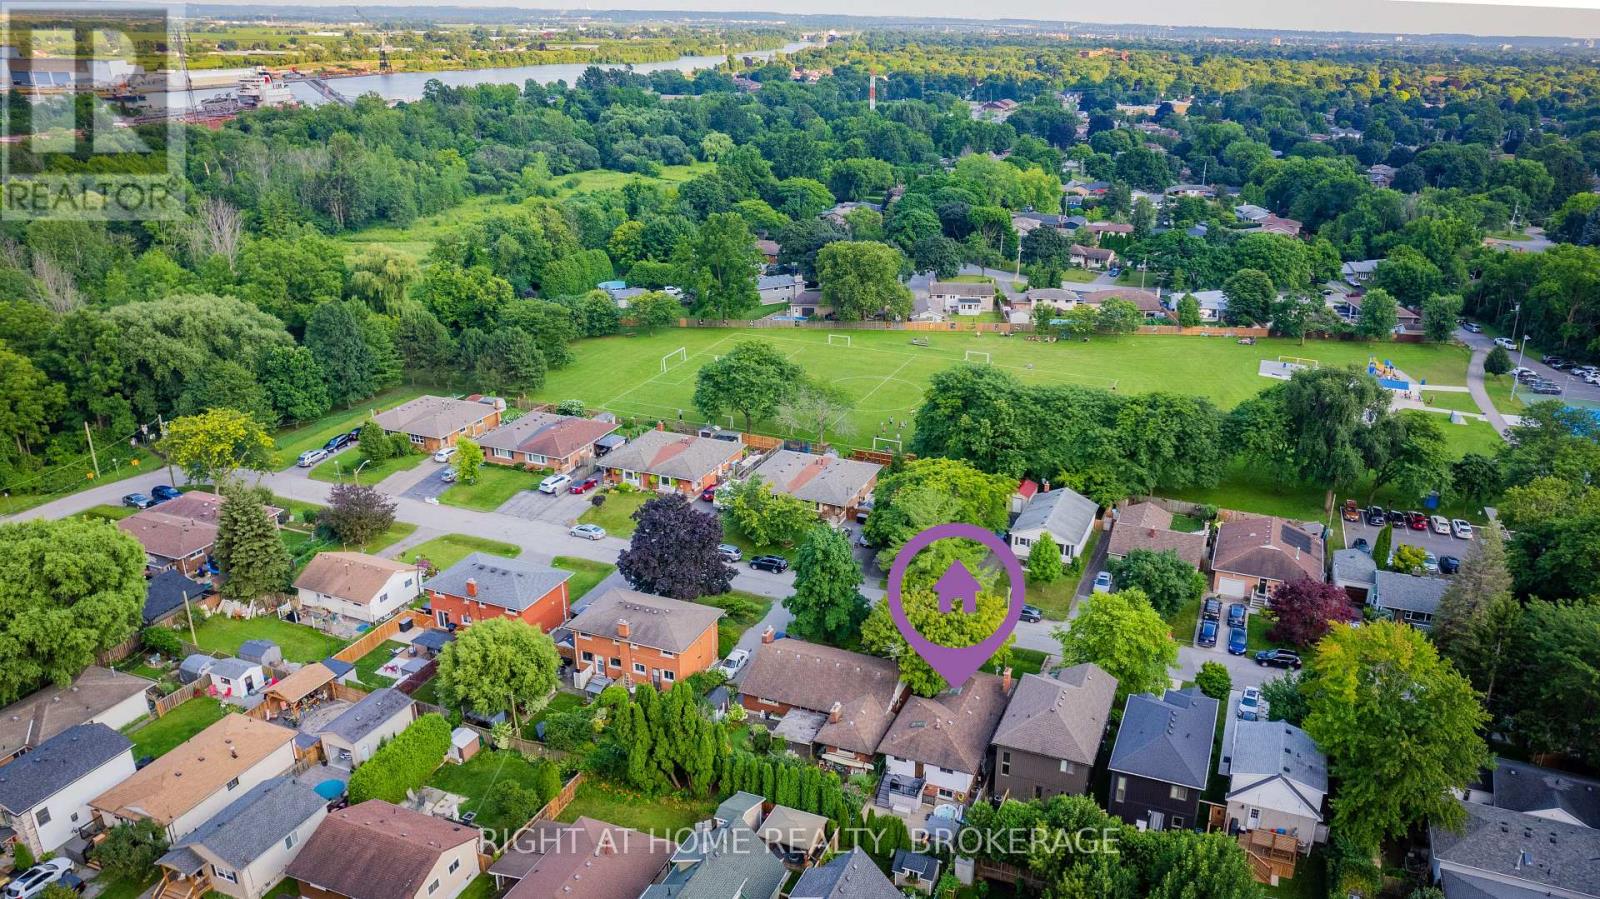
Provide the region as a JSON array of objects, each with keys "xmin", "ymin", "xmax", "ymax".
[{"xmin": 477, "ymin": 412, "xmax": 620, "ymax": 475}]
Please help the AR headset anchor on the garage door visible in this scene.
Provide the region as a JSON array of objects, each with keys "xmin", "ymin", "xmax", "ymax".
[{"xmin": 1216, "ymin": 577, "xmax": 1249, "ymax": 598}]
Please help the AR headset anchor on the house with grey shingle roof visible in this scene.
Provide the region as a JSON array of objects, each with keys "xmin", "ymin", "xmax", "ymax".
[
  {"xmin": 1482, "ymin": 758, "xmax": 1600, "ymax": 829},
  {"xmin": 155, "ymin": 776, "xmax": 328, "ymax": 899},
  {"xmin": 891, "ymin": 850, "xmax": 942, "ymax": 894},
  {"xmin": 1218, "ymin": 719, "xmax": 1327, "ymax": 851},
  {"xmin": 424, "ymin": 552, "xmax": 575, "ymax": 634},
  {"xmin": 0, "ymin": 723, "xmax": 134, "ymax": 856},
  {"xmin": 1009, "ymin": 486, "xmax": 1099, "ymax": 565},
  {"xmin": 599, "ymin": 429, "xmax": 745, "ymax": 498},
  {"xmin": 792, "ymin": 847, "xmax": 900, "ymax": 899},
  {"xmin": 746, "ymin": 450, "xmax": 881, "ymax": 522},
  {"xmin": 879, "ymin": 672, "xmax": 1012, "ymax": 808},
  {"xmin": 646, "ymin": 816, "xmax": 786, "ymax": 899},
  {"xmin": 314, "ymin": 688, "xmax": 416, "ymax": 770},
  {"xmin": 1370, "ymin": 570, "xmax": 1449, "ymax": 629},
  {"xmin": 991, "ymin": 664, "xmax": 1117, "ymax": 801},
  {"xmin": 1331, "ymin": 548, "xmax": 1378, "ymax": 603},
  {"xmin": 0, "ymin": 667, "xmax": 151, "ymax": 765},
  {"xmin": 1108, "ymin": 688, "xmax": 1219, "ymax": 832},
  {"xmin": 1431, "ymin": 799, "xmax": 1600, "ymax": 899}
]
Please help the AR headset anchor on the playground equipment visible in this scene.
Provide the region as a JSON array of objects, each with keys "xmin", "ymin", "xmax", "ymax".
[{"xmin": 1368, "ymin": 356, "xmax": 1399, "ymax": 379}]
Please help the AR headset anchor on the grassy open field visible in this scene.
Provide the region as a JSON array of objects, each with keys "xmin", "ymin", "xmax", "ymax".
[
  {"xmin": 556, "ymin": 778, "xmax": 714, "ymax": 837},
  {"xmin": 531, "ymin": 329, "xmax": 1473, "ymax": 451}
]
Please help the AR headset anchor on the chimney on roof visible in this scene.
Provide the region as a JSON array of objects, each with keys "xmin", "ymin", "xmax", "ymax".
[
  {"xmin": 466, "ymin": 578, "xmax": 478, "ymax": 598},
  {"xmin": 762, "ymin": 626, "xmax": 775, "ymax": 644},
  {"xmin": 617, "ymin": 619, "xmax": 630, "ymax": 639},
  {"xmin": 1002, "ymin": 667, "xmax": 1013, "ymax": 693},
  {"xmin": 829, "ymin": 701, "xmax": 842, "ymax": 724}
]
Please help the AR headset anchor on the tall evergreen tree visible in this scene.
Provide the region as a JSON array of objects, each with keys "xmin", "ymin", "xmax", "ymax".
[{"xmin": 213, "ymin": 484, "xmax": 292, "ymax": 602}]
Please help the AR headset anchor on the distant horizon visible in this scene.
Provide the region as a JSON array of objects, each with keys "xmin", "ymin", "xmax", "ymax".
[{"xmin": 191, "ymin": 0, "xmax": 1600, "ymax": 41}]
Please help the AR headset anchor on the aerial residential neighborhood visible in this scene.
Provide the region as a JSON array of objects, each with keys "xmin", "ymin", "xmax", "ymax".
[{"xmin": 1, "ymin": 4, "xmax": 1598, "ymax": 899}]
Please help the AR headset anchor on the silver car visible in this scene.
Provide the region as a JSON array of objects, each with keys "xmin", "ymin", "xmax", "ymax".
[{"xmin": 569, "ymin": 524, "xmax": 606, "ymax": 541}]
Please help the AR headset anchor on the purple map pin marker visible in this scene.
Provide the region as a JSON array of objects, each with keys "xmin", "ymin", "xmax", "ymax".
[{"xmin": 886, "ymin": 522, "xmax": 1026, "ymax": 689}]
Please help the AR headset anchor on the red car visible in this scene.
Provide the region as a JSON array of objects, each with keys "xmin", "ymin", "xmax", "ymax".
[
  {"xmin": 569, "ymin": 475, "xmax": 601, "ymax": 494},
  {"xmin": 1407, "ymin": 511, "xmax": 1429, "ymax": 531},
  {"xmin": 700, "ymin": 483, "xmax": 720, "ymax": 503}
]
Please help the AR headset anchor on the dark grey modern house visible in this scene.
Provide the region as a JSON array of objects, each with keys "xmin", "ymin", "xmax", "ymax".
[
  {"xmin": 989, "ymin": 664, "xmax": 1117, "ymax": 801},
  {"xmin": 1107, "ymin": 687, "xmax": 1219, "ymax": 832}
]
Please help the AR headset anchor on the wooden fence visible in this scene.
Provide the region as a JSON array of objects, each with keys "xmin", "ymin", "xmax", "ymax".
[
  {"xmin": 151, "ymin": 674, "xmax": 212, "ymax": 717},
  {"xmin": 397, "ymin": 659, "xmax": 438, "ymax": 695},
  {"xmin": 534, "ymin": 771, "xmax": 584, "ymax": 824},
  {"xmin": 332, "ymin": 610, "xmax": 433, "ymax": 664},
  {"xmin": 461, "ymin": 722, "xmax": 568, "ymax": 761}
]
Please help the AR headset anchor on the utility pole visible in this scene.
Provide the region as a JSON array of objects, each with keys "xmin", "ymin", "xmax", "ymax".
[
  {"xmin": 183, "ymin": 591, "xmax": 199, "ymax": 646},
  {"xmin": 84, "ymin": 421, "xmax": 100, "ymax": 479}
]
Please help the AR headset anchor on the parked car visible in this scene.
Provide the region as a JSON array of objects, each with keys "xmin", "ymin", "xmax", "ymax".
[
  {"xmin": 1020, "ymin": 604, "xmax": 1044, "ymax": 624},
  {"xmin": 324, "ymin": 432, "xmax": 355, "ymax": 452},
  {"xmin": 1226, "ymin": 626, "xmax": 1248, "ymax": 656},
  {"xmin": 1531, "ymin": 382, "xmax": 1564, "ymax": 395},
  {"xmin": 1341, "ymin": 499, "xmax": 1360, "ymax": 522},
  {"xmin": 433, "ymin": 446, "xmax": 457, "ymax": 463},
  {"xmin": 1227, "ymin": 602, "xmax": 1247, "ymax": 628},
  {"xmin": 539, "ymin": 473, "xmax": 573, "ymax": 495},
  {"xmin": 52, "ymin": 873, "xmax": 85, "ymax": 895},
  {"xmin": 569, "ymin": 475, "xmax": 601, "ymax": 494},
  {"xmin": 1461, "ymin": 322, "xmax": 1482, "ymax": 333},
  {"xmin": 1542, "ymin": 354, "xmax": 1567, "ymax": 367},
  {"xmin": 1494, "ymin": 336, "xmax": 1517, "ymax": 350},
  {"xmin": 1352, "ymin": 537, "xmax": 1369, "ymax": 552},
  {"xmin": 296, "ymin": 448, "xmax": 328, "ymax": 468},
  {"xmin": 568, "ymin": 524, "xmax": 606, "ymax": 541},
  {"xmin": 151, "ymin": 484, "xmax": 182, "ymax": 502},
  {"xmin": 1255, "ymin": 649, "xmax": 1303, "ymax": 669},
  {"xmin": 700, "ymin": 484, "xmax": 720, "ymax": 503},
  {"xmin": 1092, "ymin": 571, "xmax": 1113, "ymax": 593},
  {"xmin": 1511, "ymin": 367, "xmax": 1537, "ymax": 379},
  {"xmin": 716, "ymin": 649, "xmax": 750, "ymax": 676},
  {"xmin": 121, "ymin": 492, "xmax": 154, "ymax": 509},
  {"xmin": 717, "ymin": 544, "xmax": 743, "ymax": 562},
  {"xmin": 1387, "ymin": 509, "xmax": 1408, "ymax": 527},
  {"xmin": 1451, "ymin": 519, "xmax": 1473, "ymax": 539},
  {"xmin": 1439, "ymin": 555, "xmax": 1461, "ymax": 574},
  {"xmin": 440, "ymin": 468, "xmax": 457, "ymax": 483},
  {"xmin": 749, "ymin": 555, "xmax": 789, "ymax": 574},
  {"xmin": 1423, "ymin": 551, "xmax": 1440, "ymax": 573},
  {"xmin": 1430, "ymin": 515, "xmax": 1451, "ymax": 535},
  {"xmin": 1237, "ymin": 686, "xmax": 1263, "ymax": 721},
  {"xmin": 1197, "ymin": 619, "xmax": 1218, "ymax": 648},
  {"xmin": 2, "ymin": 859, "xmax": 74, "ymax": 899},
  {"xmin": 1365, "ymin": 505, "xmax": 1386, "ymax": 526},
  {"xmin": 1407, "ymin": 511, "xmax": 1429, "ymax": 531},
  {"xmin": 1202, "ymin": 598, "xmax": 1222, "ymax": 621}
]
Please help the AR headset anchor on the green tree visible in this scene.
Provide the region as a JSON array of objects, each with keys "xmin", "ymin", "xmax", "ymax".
[
  {"xmin": 1053, "ymin": 588, "xmax": 1178, "ymax": 699},
  {"xmin": 1176, "ymin": 294, "xmax": 1201, "ymax": 327},
  {"xmin": 1026, "ymin": 534, "xmax": 1064, "ymax": 584},
  {"xmin": 256, "ymin": 345, "xmax": 330, "ymax": 425},
  {"xmin": 862, "ymin": 584, "xmax": 1013, "ymax": 696},
  {"xmin": 348, "ymin": 246, "xmax": 420, "ymax": 313},
  {"xmin": 863, "ymin": 458, "xmax": 1013, "ymax": 549},
  {"xmin": 1505, "ymin": 601, "xmax": 1600, "ymax": 765},
  {"xmin": 160, "ymin": 408, "xmax": 275, "ymax": 488},
  {"xmin": 0, "ymin": 518, "xmax": 145, "ymax": 704},
  {"xmin": 346, "ymin": 714, "xmax": 452, "ymax": 803},
  {"xmin": 1371, "ymin": 524, "xmax": 1393, "ymax": 569},
  {"xmin": 435, "ymin": 619, "xmax": 559, "ymax": 717},
  {"xmin": 1450, "ymin": 453, "xmax": 1501, "ymax": 507},
  {"xmin": 1421, "ymin": 294, "xmax": 1464, "ymax": 342},
  {"xmin": 776, "ymin": 379, "xmax": 855, "ymax": 446},
  {"xmin": 693, "ymin": 340, "xmax": 802, "ymax": 432},
  {"xmin": 357, "ymin": 420, "xmax": 398, "ymax": 462},
  {"xmin": 1303, "ymin": 621, "xmax": 1490, "ymax": 850},
  {"xmin": 815, "ymin": 241, "xmax": 913, "ymax": 321},
  {"xmin": 1483, "ymin": 345, "xmax": 1512, "ymax": 377},
  {"xmin": 1368, "ymin": 412, "xmax": 1452, "ymax": 502},
  {"xmin": 1280, "ymin": 367, "xmax": 1391, "ymax": 496},
  {"xmin": 597, "ymin": 681, "xmax": 729, "ymax": 796},
  {"xmin": 305, "ymin": 300, "xmax": 386, "ymax": 408},
  {"xmin": 214, "ymin": 484, "xmax": 292, "ymax": 601},
  {"xmin": 93, "ymin": 819, "xmax": 169, "ymax": 881},
  {"xmin": 323, "ymin": 483, "xmax": 398, "ymax": 549},
  {"xmin": 453, "ymin": 438, "xmax": 484, "ymax": 485},
  {"xmin": 1356, "ymin": 287, "xmax": 1401, "ymax": 339},
  {"xmin": 1222, "ymin": 268, "xmax": 1275, "ymax": 326},
  {"xmin": 1196, "ymin": 661, "xmax": 1232, "ymax": 700},
  {"xmin": 721, "ymin": 476, "xmax": 815, "ymax": 548},
  {"xmin": 1107, "ymin": 549, "xmax": 1206, "ymax": 617},
  {"xmin": 1096, "ymin": 298, "xmax": 1142, "ymax": 335},
  {"xmin": 785, "ymin": 525, "xmax": 869, "ymax": 646},
  {"xmin": 677, "ymin": 213, "xmax": 762, "ymax": 319}
]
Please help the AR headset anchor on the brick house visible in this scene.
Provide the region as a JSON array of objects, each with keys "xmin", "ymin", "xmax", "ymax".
[
  {"xmin": 598, "ymin": 429, "xmax": 744, "ymax": 497},
  {"xmin": 370, "ymin": 395, "xmax": 501, "ymax": 454},
  {"xmin": 563, "ymin": 587, "xmax": 723, "ymax": 689},
  {"xmin": 1210, "ymin": 515, "xmax": 1325, "ymax": 605},
  {"xmin": 118, "ymin": 492, "xmax": 282, "ymax": 577},
  {"xmin": 476, "ymin": 412, "xmax": 620, "ymax": 474},
  {"xmin": 745, "ymin": 450, "xmax": 881, "ymax": 523},
  {"xmin": 737, "ymin": 637, "xmax": 906, "ymax": 774},
  {"xmin": 423, "ymin": 553, "xmax": 574, "ymax": 633}
]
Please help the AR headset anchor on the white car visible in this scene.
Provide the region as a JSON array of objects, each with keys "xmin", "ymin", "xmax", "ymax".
[
  {"xmin": 1423, "ymin": 551, "xmax": 1440, "ymax": 573},
  {"xmin": 1237, "ymin": 686, "xmax": 1264, "ymax": 721},
  {"xmin": 539, "ymin": 473, "xmax": 573, "ymax": 495},
  {"xmin": 2, "ymin": 859, "xmax": 73, "ymax": 899},
  {"xmin": 1494, "ymin": 336, "xmax": 1517, "ymax": 350},
  {"xmin": 569, "ymin": 523, "xmax": 606, "ymax": 541},
  {"xmin": 1451, "ymin": 519, "xmax": 1473, "ymax": 539},
  {"xmin": 433, "ymin": 446, "xmax": 457, "ymax": 463},
  {"xmin": 1510, "ymin": 367, "xmax": 1536, "ymax": 379},
  {"xmin": 717, "ymin": 648, "xmax": 750, "ymax": 675},
  {"xmin": 296, "ymin": 448, "xmax": 328, "ymax": 468},
  {"xmin": 1430, "ymin": 515, "xmax": 1451, "ymax": 535}
]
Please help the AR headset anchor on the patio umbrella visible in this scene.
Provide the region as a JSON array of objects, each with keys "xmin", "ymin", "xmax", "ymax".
[{"xmin": 313, "ymin": 779, "xmax": 345, "ymax": 801}]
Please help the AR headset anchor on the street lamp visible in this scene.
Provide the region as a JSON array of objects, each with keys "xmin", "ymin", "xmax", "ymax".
[
  {"xmin": 1510, "ymin": 335, "xmax": 1532, "ymax": 403},
  {"xmin": 353, "ymin": 458, "xmax": 372, "ymax": 484}
]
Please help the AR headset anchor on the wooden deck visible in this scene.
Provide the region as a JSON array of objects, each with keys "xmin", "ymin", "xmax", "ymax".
[{"xmin": 1239, "ymin": 830, "xmax": 1299, "ymax": 884}]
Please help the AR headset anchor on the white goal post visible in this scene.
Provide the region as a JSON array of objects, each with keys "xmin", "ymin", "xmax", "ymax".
[
  {"xmin": 827, "ymin": 334, "xmax": 853, "ymax": 347},
  {"xmin": 872, "ymin": 437, "xmax": 903, "ymax": 454},
  {"xmin": 660, "ymin": 347, "xmax": 688, "ymax": 372},
  {"xmin": 1277, "ymin": 355, "xmax": 1321, "ymax": 369},
  {"xmin": 964, "ymin": 350, "xmax": 992, "ymax": 364}
]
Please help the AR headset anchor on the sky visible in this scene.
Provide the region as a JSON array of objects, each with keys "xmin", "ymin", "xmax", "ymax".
[{"xmin": 216, "ymin": 0, "xmax": 1600, "ymax": 39}]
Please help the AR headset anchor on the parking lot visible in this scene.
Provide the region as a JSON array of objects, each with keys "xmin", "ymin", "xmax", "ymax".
[{"xmin": 1340, "ymin": 510, "xmax": 1476, "ymax": 568}]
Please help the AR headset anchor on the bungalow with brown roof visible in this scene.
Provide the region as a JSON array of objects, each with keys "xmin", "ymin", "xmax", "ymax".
[
  {"xmin": 1210, "ymin": 515, "xmax": 1326, "ymax": 605},
  {"xmin": 737, "ymin": 638, "xmax": 906, "ymax": 773},
  {"xmin": 294, "ymin": 552, "xmax": 419, "ymax": 627},
  {"xmin": 1081, "ymin": 287, "xmax": 1166, "ymax": 320},
  {"xmin": 1259, "ymin": 214, "xmax": 1303, "ymax": 237},
  {"xmin": 1085, "ymin": 221, "xmax": 1134, "ymax": 243},
  {"xmin": 371, "ymin": 395, "xmax": 501, "ymax": 454},
  {"xmin": 285, "ymin": 800, "xmax": 481, "ymax": 899},
  {"xmin": 564, "ymin": 588, "xmax": 723, "ymax": 690},
  {"xmin": 477, "ymin": 412, "xmax": 621, "ymax": 474},
  {"xmin": 494, "ymin": 816, "xmax": 675, "ymax": 899},
  {"xmin": 927, "ymin": 281, "xmax": 997, "ymax": 316},
  {"xmin": 1106, "ymin": 502, "xmax": 1209, "ymax": 569},
  {"xmin": 879, "ymin": 671, "xmax": 1013, "ymax": 808},
  {"xmin": 745, "ymin": 450, "xmax": 881, "ymax": 523},
  {"xmin": 990, "ymin": 664, "xmax": 1116, "ymax": 801},
  {"xmin": 118, "ymin": 492, "xmax": 283, "ymax": 577},
  {"xmin": 1069, "ymin": 244, "xmax": 1116, "ymax": 270},
  {"xmin": 598, "ymin": 429, "xmax": 744, "ymax": 497},
  {"xmin": 91, "ymin": 714, "xmax": 297, "ymax": 840}
]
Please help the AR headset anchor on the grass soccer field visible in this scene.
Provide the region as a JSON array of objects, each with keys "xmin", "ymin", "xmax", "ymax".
[{"xmin": 531, "ymin": 328, "xmax": 1473, "ymax": 450}]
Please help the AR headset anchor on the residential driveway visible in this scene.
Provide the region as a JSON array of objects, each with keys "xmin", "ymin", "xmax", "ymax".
[
  {"xmin": 498, "ymin": 486, "xmax": 592, "ymax": 524},
  {"xmin": 1341, "ymin": 514, "xmax": 1474, "ymax": 567},
  {"xmin": 402, "ymin": 466, "xmax": 455, "ymax": 502}
]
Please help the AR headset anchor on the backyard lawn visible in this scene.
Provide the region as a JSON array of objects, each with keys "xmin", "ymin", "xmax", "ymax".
[
  {"xmin": 552, "ymin": 556, "xmax": 616, "ymax": 601},
  {"xmin": 308, "ymin": 450, "xmax": 427, "ymax": 486},
  {"xmin": 188, "ymin": 615, "xmax": 348, "ymax": 663},
  {"xmin": 555, "ymin": 778, "xmax": 715, "ymax": 837},
  {"xmin": 351, "ymin": 640, "xmax": 407, "ymax": 691},
  {"xmin": 694, "ymin": 591, "xmax": 774, "ymax": 656},
  {"xmin": 126, "ymin": 697, "xmax": 227, "ymax": 759},
  {"xmin": 271, "ymin": 386, "xmax": 432, "ymax": 465},
  {"xmin": 577, "ymin": 488, "xmax": 650, "ymax": 537},
  {"xmin": 424, "ymin": 749, "xmax": 555, "ymax": 835},
  {"xmin": 398, "ymin": 533, "xmax": 522, "ymax": 573},
  {"xmin": 440, "ymin": 465, "xmax": 548, "ymax": 512}
]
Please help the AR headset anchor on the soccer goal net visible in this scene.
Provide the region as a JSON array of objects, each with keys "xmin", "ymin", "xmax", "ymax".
[
  {"xmin": 872, "ymin": 437, "xmax": 903, "ymax": 454},
  {"xmin": 827, "ymin": 334, "xmax": 853, "ymax": 347},
  {"xmin": 660, "ymin": 347, "xmax": 688, "ymax": 372},
  {"xmin": 1276, "ymin": 355, "xmax": 1321, "ymax": 370},
  {"xmin": 964, "ymin": 350, "xmax": 992, "ymax": 364}
]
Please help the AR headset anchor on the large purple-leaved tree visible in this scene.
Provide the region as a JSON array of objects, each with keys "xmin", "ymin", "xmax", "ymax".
[
  {"xmin": 617, "ymin": 493, "xmax": 734, "ymax": 600},
  {"xmin": 1269, "ymin": 578, "xmax": 1361, "ymax": 647}
]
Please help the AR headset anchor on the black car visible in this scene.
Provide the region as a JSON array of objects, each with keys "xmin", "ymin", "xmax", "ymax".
[
  {"xmin": 749, "ymin": 555, "xmax": 789, "ymax": 574},
  {"xmin": 1365, "ymin": 505, "xmax": 1386, "ymax": 526},
  {"xmin": 1542, "ymin": 355, "xmax": 1567, "ymax": 367},
  {"xmin": 1531, "ymin": 382, "xmax": 1564, "ymax": 395},
  {"xmin": 1202, "ymin": 598, "xmax": 1222, "ymax": 621},
  {"xmin": 151, "ymin": 484, "xmax": 182, "ymax": 502},
  {"xmin": 1352, "ymin": 537, "xmax": 1369, "ymax": 552},
  {"xmin": 1439, "ymin": 555, "xmax": 1461, "ymax": 574},
  {"xmin": 1386, "ymin": 509, "xmax": 1407, "ymax": 527},
  {"xmin": 1020, "ymin": 604, "xmax": 1043, "ymax": 623},
  {"xmin": 1227, "ymin": 602, "xmax": 1248, "ymax": 628},
  {"xmin": 1255, "ymin": 649, "xmax": 1303, "ymax": 669},
  {"xmin": 1197, "ymin": 619, "xmax": 1219, "ymax": 648},
  {"xmin": 121, "ymin": 492, "xmax": 154, "ymax": 509},
  {"xmin": 324, "ymin": 431, "xmax": 356, "ymax": 452}
]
